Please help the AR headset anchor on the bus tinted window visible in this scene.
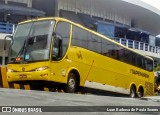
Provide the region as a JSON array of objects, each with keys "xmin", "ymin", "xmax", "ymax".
[
  {"xmin": 72, "ymin": 26, "xmax": 88, "ymax": 49},
  {"xmin": 88, "ymin": 34, "xmax": 102, "ymax": 53},
  {"xmin": 101, "ymin": 38, "xmax": 110, "ymax": 57},
  {"xmin": 71, "ymin": 24, "xmax": 153, "ymax": 72},
  {"xmin": 145, "ymin": 59, "xmax": 153, "ymax": 71},
  {"xmin": 124, "ymin": 49, "xmax": 133, "ymax": 65},
  {"xmin": 136, "ymin": 55, "xmax": 143, "ymax": 69}
]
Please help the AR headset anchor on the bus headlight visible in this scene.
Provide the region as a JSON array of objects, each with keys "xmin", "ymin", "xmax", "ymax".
[
  {"xmin": 7, "ymin": 69, "xmax": 14, "ymax": 72},
  {"xmin": 35, "ymin": 66, "xmax": 49, "ymax": 71}
]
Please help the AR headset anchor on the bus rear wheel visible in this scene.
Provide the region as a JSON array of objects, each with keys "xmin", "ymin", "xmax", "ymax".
[
  {"xmin": 65, "ymin": 73, "xmax": 77, "ymax": 93},
  {"xmin": 130, "ymin": 86, "xmax": 136, "ymax": 98},
  {"xmin": 137, "ymin": 87, "xmax": 144, "ymax": 98}
]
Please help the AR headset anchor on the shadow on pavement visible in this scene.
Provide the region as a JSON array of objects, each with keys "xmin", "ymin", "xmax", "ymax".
[{"xmin": 79, "ymin": 87, "xmax": 129, "ymax": 98}]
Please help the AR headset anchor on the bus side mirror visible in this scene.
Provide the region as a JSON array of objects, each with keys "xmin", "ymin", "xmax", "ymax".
[
  {"xmin": 4, "ymin": 35, "xmax": 13, "ymax": 50},
  {"xmin": 52, "ymin": 32, "xmax": 56, "ymax": 36}
]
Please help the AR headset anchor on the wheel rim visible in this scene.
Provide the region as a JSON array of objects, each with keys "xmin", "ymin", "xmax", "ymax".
[
  {"xmin": 131, "ymin": 89, "xmax": 135, "ymax": 98},
  {"xmin": 68, "ymin": 77, "xmax": 75, "ymax": 90},
  {"xmin": 138, "ymin": 92, "xmax": 142, "ymax": 98},
  {"xmin": 138, "ymin": 91, "xmax": 143, "ymax": 98}
]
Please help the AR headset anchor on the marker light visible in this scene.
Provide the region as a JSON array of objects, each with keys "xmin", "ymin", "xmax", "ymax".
[{"xmin": 16, "ymin": 57, "xmax": 21, "ymax": 61}]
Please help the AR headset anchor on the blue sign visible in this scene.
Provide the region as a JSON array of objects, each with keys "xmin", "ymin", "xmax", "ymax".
[{"xmin": 97, "ymin": 22, "xmax": 115, "ymax": 39}]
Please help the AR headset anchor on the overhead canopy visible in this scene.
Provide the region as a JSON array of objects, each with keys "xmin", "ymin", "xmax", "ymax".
[
  {"xmin": 0, "ymin": 4, "xmax": 45, "ymax": 17},
  {"xmin": 128, "ymin": 28, "xmax": 150, "ymax": 35},
  {"xmin": 58, "ymin": 0, "xmax": 160, "ymax": 35},
  {"xmin": 156, "ymin": 35, "xmax": 160, "ymax": 38}
]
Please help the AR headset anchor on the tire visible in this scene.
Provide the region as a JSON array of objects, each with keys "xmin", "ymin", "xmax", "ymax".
[
  {"xmin": 137, "ymin": 88, "xmax": 144, "ymax": 98},
  {"xmin": 65, "ymin": 73, "xmax": 77, "ymax": 93},
  {"xmin": 130, "ymin": 86, "xmax": 136, "ymax": 98}
]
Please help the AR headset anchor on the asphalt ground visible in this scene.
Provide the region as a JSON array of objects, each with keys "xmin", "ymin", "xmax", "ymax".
[{"xmin": 0, "ymin": 88, "xmax": 159, "ymax": 115}]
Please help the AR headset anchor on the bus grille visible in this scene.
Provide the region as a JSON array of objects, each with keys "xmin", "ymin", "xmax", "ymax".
[{"xmin": 145, "ymin": 81, "xmax": 154, "ymax": 96}]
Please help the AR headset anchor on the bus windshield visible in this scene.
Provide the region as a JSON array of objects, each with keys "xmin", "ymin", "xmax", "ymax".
[{"xmin": 8, "ymin": 20, "xmax": 55, "ymax": 63}]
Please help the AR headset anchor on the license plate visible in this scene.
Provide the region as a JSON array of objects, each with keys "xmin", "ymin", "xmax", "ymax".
[{"xmin": 20, "ymin": 75, "xmax": 27, "ymax": 78}]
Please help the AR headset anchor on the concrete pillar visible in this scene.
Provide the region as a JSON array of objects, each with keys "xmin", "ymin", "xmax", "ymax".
[
  {"xmin": 138, "ymin": 42, "xmax": 140, "ymax": 50},
  {"xmin": 28, "ymin": 0, "xmax": 32, "ymax": 8},
  {"xmin": 4, "ymin": 14, "xmax": 7, "ymax": 22},
  {"xmin": 143, "ymin": 43, "xmax": 145, "ymax": 51},
  {"xmin": 2, "ymin": 40, "xmax": 5, "ymax": 66},
  {"xmin": 5, "ymin": 0, "xmax": 8, "ymax": 4},
  {"xmin": 148, "ymin": 45, "xmax": 149, "ymax": 51},
  {"xmin": 55, "ymin": 0, "xmax": 59, "ymax": 17},
  {"xmin": 126, "ymin": 39, "xmax": 128, "ymax": 47},
  {"xmin": 75, "ymin": 0, "xmax": 77, "ymax": 14},
  {"xmin": 133, "ymin": 41, "xmax": 135, "ymax": 49},
  {"xmin": 12, "ymin": 24, "xmax": 15, "ymax": 34},
  {"xmin": 119, "ymin": 38, "xmax": 122, "ymax": 44}
]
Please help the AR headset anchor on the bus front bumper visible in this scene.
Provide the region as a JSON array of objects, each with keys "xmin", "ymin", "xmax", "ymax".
[{"xmin": 7, "ymin": 70, "xmax": 50, "ymax": 82}]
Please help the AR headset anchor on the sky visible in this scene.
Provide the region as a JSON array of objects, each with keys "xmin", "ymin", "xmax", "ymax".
[{"xmin": 140, "ymin": 0, "xmax": 160, "ymax": 10}]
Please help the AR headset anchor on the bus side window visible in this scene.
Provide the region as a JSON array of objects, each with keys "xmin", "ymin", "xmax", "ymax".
[
  {"xmin": 53, "ymin": 21, "xmax": 70, "ymax": 61},
  {"xmin": 145, "ymin": 59, "xmax": 153, "ymax": 71}
]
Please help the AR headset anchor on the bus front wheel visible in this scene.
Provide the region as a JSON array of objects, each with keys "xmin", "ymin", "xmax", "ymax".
[
  {"xmin": 65, "ymin": 73, "xmax": 77, "ymax": 93},
  {"xmin": 130, "ymin": 86, "xmax": 136, "ymax": 98}
]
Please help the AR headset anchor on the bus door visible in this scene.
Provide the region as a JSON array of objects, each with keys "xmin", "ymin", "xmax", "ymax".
[{"xmin": 50, "ymin": 21, "xmax": 71, "ymax": 83}]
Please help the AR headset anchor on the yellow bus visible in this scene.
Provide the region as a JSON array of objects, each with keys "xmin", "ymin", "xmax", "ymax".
[{"xmin": 6, "ymin": 17, "xmax": 154, "ymax": 97}]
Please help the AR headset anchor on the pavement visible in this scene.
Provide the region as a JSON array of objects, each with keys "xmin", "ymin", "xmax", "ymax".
[
  {"xmin": 0, "ymin": 88, "xmax": 159, "ymax": 115},
  {"xmin": 141, "ymin": 93, "xmax": 160, "ymax": 102}
]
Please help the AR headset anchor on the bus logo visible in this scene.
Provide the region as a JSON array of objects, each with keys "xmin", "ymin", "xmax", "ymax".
[
  {"xmin": 77, "ymin": 51, "xmax": 83, "ymax": 60},
  {"xmin": 22, "ymin": 67, "xmax": 25, "ymax": 72}
]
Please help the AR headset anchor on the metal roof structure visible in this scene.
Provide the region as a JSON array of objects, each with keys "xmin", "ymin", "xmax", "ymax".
[
  {"xmin": 0, "ymin": 3, "xmax": 45, "ymax": 17},
  {"xmin": 57, "ymin": 0, "xmax": 160, "ymax": 35}
]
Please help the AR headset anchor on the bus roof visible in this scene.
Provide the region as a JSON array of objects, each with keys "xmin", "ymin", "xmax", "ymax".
[{"xmin": 18, "ymin": 17, "xmax": 153, "ymax": 61}]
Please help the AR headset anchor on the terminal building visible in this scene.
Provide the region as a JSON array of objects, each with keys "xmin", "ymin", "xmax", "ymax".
[{"xmin": 0, "ymin": 0, "xmax": 160, "ymax": 68}]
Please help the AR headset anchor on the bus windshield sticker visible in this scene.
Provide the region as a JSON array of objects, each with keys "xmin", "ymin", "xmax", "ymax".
[{"xmin": 25, "ymin": 54, "xmax": 30, "ymax": 60}]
